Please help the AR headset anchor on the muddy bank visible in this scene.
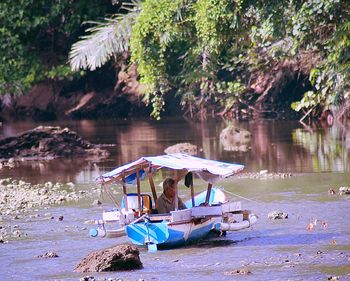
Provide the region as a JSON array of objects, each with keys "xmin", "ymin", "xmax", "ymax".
[{"xmin": 0, "ymin": 126, "xmax": 109, "ymax": 161}]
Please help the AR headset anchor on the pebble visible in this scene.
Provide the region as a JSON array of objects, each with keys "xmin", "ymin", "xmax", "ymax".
[
  {"xmin": 36, "ymin": 251, "xmax": 59, "ymax": 258},
  {"xmin": 0, "ymin": 177, "xmax": 99, "ymax": 241},
  {"xmin": 92, "ymin": 200, "xmax": 102, "ymax": 206},
  {"xmin": 328, "ymin": 188, "xmax": 336, "ymax": 195},
  {"xmin": 236, "ymin": 172, "xmax": 293, "ymax": 179},
  {"xmin": 339, "ymin": 187, "xmax": 350, "ymax": 195},
  {"xmin": 225, "ymin": 268, "xmax": 251, "ymax": 275},
  {"xmin": 268, "ymin": 211, "xmax": 288, "ymax": 220}
]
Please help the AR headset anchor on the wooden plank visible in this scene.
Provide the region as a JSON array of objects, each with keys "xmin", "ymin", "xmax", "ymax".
[
  {"xmin": 191, "ymin": 206, "xmax": 222, "ymax": 217},
  {"xmin": 148, "ymin": 214, "xmax": 172, "ymax": 221},
  {"xmin": 221, "ymin": 201, "xmax": 242, "ymax": 213}
]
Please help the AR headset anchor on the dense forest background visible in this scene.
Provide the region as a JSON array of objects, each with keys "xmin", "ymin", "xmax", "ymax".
[{"xmin": 1, "ymin": 0, "xmax": 349, "ymax": 121}]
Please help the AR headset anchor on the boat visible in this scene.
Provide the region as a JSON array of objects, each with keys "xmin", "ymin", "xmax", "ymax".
[{"xmin": 93, "ymin": 153, "xmax": 258, "ymax": 251}]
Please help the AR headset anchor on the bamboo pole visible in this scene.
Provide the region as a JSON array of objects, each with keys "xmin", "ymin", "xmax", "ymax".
[
  {"xmin": 174, "ymin": 170, "xmax": 178, "ymax": 210},
  {"xmin": 136, "ymin": 168, "xmax": 142, "ymax": 212},
  {"xmin": 147, "ymin": 165, "xmax": 157, "ymax": 204},
  {"xmin": 121, "ymin": 172, "xmax": 128, "ymax": 211},
  {"xmin": 190, "ymin": 174, "xmax": 195, "ymax": 207},
  {"xmin": 205, "ymin": 183, "xmax": 212, "ymax": 205}
]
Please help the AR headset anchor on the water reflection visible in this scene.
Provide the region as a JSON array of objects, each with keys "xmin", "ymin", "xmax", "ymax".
[
  {"xmin": 292, "ymin": 122, "xmax": 350, "ymax": 172},
  {"xmin": 1, "ymin": 118, "xmax": 350, "ymax": 184}
]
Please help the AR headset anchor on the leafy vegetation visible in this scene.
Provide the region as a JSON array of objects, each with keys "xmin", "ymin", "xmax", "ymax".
[
  {"xmin": 0, "ymin": 0, "xmax": 115, "ymax": 95},
  {"xmin": 68, "ymin": 0, "xmax": 350, "ymax": 119},
  {"xmin": 2, "ymin": 0, "xmax": 350, "ymax": 120}
]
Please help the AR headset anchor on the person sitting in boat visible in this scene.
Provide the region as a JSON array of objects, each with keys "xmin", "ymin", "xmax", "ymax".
[{"xmin": 156, "ymin": 178, "xmax": 187, "ymax": 213}]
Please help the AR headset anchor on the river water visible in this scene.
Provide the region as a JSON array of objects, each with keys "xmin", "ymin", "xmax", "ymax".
[{"xmin": 0, "ymin": 117, "xmax": 349, "ymax": 280}]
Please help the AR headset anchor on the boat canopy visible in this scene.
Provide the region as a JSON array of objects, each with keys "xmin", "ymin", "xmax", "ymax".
[{"xmin": 98, "ymin": 153, "xmax": 244, "ymax": 185}]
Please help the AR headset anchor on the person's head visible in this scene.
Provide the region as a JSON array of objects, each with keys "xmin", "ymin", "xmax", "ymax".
[{"xmin": 163, "ymin": 178, "xmax": 176, "ymax": 199}]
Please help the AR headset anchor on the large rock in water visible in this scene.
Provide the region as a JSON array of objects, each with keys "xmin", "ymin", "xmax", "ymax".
[
  {"xmin": 164, "ymin": 142, "xmax": 198, "ymax": 155},
  {"xmin": 0, "ymin": 126, "xmax": 109, "ymax": 160},
  {"xmin": 74, "ymin": 244, "xmax": 143, "ymax": 272},
  {"xmin": 219, "ymin": 126, "xmax": 251, "ymax": 152}
]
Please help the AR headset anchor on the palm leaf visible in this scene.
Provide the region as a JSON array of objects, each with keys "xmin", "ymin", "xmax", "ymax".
[{"xmin": 69, "ymin": 1, "xmax": 141, "ymax": 71}]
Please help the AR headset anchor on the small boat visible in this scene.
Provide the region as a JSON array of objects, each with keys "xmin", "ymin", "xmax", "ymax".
[{"xmin": 94, "ymin": 153, "xmax": 257, "ymax": 251}]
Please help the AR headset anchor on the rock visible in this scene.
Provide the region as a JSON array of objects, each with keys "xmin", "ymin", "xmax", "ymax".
[
  {"xmin": 328, "ymin": 188, "xmax": 336, "ymax": 195},
  {"xmin": 164, "ymin": 143, "xmax": 197, "ymax": 155},
  {"xmin": 268, "ymin": 211, "xmax": 288, "ymax": 220},
  {"xmin": 92, "ymin": 200, "xmax": 102, "ymax": 206},
  {"xmin": 339, "ymin": 187, "xmax": 350, "ymax": 195},
  {"xmin": 0, "ymin": 126, "xmax": 109, "ymax": 160},
  {"xmin": 225, "ymin": 268, "xmax": 251, "ymax": 275},
  {"xmin": 36, "ymin": 251, "xmax": 59, "ymax": 258},
  {"xmin": 219, "ymin": 126, "xmax": 251, "ymax": 152},
  {"xmin": 57, "ymin": 216, "xmax": 64, "ymax": 221},
  {"xmin": 74, "ymin": 244, "xmax": 143, "ymax": 272}
]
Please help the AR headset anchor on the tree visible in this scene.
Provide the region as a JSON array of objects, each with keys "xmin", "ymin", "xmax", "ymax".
[
  {"xmin": 68, "ymin": 0, "xmax": 350, "ymax": 120},
  {"xmin": 0, "ymin": 0, "xmax": 116, "ymax": 95}
]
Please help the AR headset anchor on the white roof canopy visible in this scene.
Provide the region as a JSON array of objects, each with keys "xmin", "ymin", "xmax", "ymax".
[{"xmin": 98, "ymin": 153, "xmax": 244, "ymax": 185}]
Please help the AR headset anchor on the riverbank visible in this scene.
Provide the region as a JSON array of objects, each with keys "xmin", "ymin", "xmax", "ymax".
[
  {"xmin": 0, "ymin": 173, "xmax": 349, "ymax": 280},
  {"xmin": 0, "ymin": 178, "xmax": 100, "ymax": 242}
]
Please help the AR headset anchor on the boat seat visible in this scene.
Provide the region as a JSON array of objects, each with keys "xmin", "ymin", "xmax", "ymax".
[{"xmin": 121, "ymin": 193, "xmax": 152, "ymax": 213}]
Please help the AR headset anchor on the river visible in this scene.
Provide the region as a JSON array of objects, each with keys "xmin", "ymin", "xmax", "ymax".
[{"xmin": 0, "ymin": 117, "xmax": 349, "ymax": 280}]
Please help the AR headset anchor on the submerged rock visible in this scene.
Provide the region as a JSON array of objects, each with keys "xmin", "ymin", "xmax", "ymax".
[
  {"xmin": 219, "ymin": 126, "xmax": 251, "ymax": 152},
  {"xmin": 164, "ymin": 143, "xmax": 198, "ymax": 155},
  {"xmin": 339, "ymin": 187, "xmax": 350, "ymax": 195},
  {"xmin": 328, "ymin": 188, "xmax": 336, "ymax": 195},
  {"xmin": 36, "ymin": 251, "xmax": 59, "ymax": 258},
  {"xmin": 224, "ymin": 268, "xmax": 251, "ymax": 275},
  {"xmin": 268, "ymin": 211, "xmax": 288, "ymax": 220},
  {"xmin": 0, "ymin": 126, "xmax": 109, "ymax": 160},
  {"xmin": 75, "ymin": 244, "xmax": 143, "ymax": 272}
]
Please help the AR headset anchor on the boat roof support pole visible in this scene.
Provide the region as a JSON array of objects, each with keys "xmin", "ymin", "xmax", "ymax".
[
  {"xmin": 205, "ymin": 183, "xmax": 212, "ymax": 205},
  {"xmin": 174, "ymin": 170, "xmax": 179, "ymax": 210},
  {"xmin": 136, "ymin": 167, "xmax": 142, "ymax": 212},
  {"xmin": 190, "ymin": 175, "xmax": 195, "ymax": 207},
  {"xmin": 147, "ymin": 165, "xmax": 158, "ymax": 203},
  {"xmin": 121, "ymin": 173, "xmax": 128, "ymax": 211}
]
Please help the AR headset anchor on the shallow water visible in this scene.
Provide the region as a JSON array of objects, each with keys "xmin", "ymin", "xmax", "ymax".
[{"xmin": 0, "ymin": 118, "xmax": 350, "ymax": 280}]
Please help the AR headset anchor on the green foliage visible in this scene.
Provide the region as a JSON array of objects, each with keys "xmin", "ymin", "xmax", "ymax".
[
  {"xmin": 0, "ymin": 0, "xmax": 114, "ymax": 95},
  {"xmin": 4, "ymin": 0, "xmax": 350, "ymax": 119}
]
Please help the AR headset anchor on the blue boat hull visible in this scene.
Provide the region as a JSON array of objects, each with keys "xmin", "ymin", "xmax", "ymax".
[{"xmin": 125, "ymin": 217, "xmax": 220, "ymax": 248}]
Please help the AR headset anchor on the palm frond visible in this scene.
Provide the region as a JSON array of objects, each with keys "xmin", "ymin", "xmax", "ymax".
[{"xmin": 69, "ymin": 2, "xmax": 141, "ymax": 71}]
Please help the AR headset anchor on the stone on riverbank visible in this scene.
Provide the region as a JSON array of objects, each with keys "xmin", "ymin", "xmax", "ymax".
[
  {"xmin": 75, "ymin": 244, "xmax": 143, "ymax": 272},
  {"xmin": 339, "ymin": 187, "xmax": 350, "ymax": 195},
  {"xmin": 36, "ymin": 251, "xmax": 59, "ymax": 258},
  {"xmin": 224, "ymin": 268, "xmax": 251, "ymax": 275},
  {"xmin": 0, "ymin": 126, "xmax": 109, "ymax": 160},
  {"xmin": 268, "ymin": 211, "xmax": 288, "ymax": 220},
  {"xmin": 0, "ymin": 178, "xmax": 98, "ymax": 217},
  {"xmin": 164, "ymin": 143, "xmax": 197, "ymax": 155}
]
